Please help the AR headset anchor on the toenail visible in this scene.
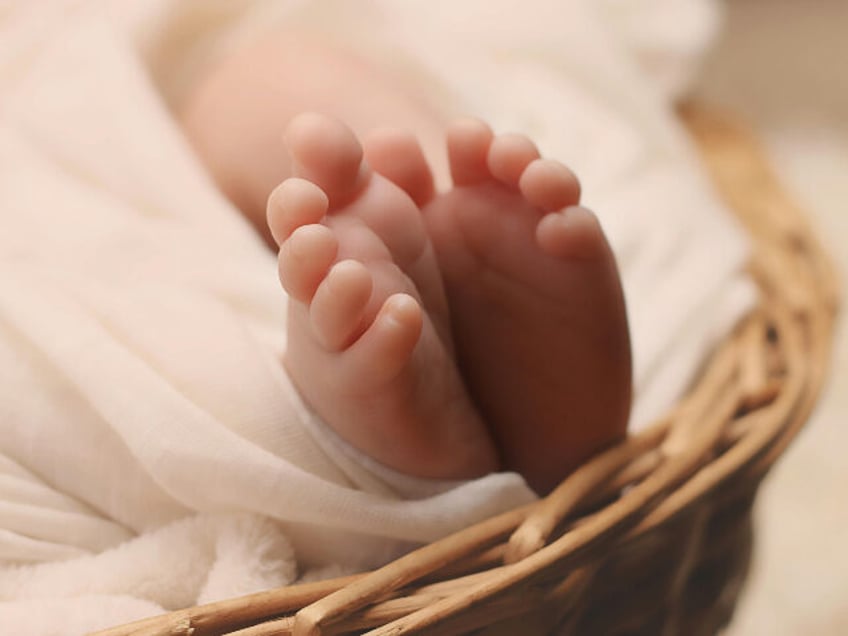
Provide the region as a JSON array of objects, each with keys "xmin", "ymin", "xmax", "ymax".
[{"xmin": 382, "ymin": 294, "xmax": 422, "ymax": 330}]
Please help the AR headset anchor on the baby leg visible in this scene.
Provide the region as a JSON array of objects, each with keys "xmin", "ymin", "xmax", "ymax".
[{"xmin": 180, "ymin": 31, "xmax": 449, "ymax": 245}]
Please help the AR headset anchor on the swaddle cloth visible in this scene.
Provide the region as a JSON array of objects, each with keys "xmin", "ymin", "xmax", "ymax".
[{"xmin": 0, "ymin": 1, "xmax": 753, "ymax": 634}]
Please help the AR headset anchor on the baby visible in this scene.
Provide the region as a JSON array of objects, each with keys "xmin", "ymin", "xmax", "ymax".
[{"xmin": 180, "ymin": 32, "xmax": 632, "ymax": 494}]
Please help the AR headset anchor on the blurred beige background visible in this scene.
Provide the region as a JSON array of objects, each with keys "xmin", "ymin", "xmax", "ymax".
[{"xmin": 694, "ymin": 1, "xmax": 848, "ymax": 634}]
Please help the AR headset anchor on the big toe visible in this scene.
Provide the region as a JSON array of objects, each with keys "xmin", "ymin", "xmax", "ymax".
[{"xmin": 285, "ymin": 113, "xmax": 367, "ymax": 206}]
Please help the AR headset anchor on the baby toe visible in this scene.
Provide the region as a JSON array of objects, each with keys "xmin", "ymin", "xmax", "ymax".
[
  {"xmin": 519, "ymin": 158, "xmax": 581, "ymax": 212},
  {"xmin": 446, "ymin": 118, "xmax": 494, "ymax": 186},
  {"xmin": 285, "ymin": 112, "xmax": 368, "ymax": 206},
  {"xmin": 338, "ymin": 293, "xmax": 423, "ymax": 391},
  {"xmin": 487, "ymin": 133, "xmax": 540, "ymax": 188},
  {"xmin": 267, "ymin": 178, "xmax": 329, "ymax": 246},
  {"xmin": 278, "ymin": 223, "xmax": 338, "ymax": 302},
  {"xmin": 309, "ymin": 259, "xmax": 373, "ymax": 351},
  {"xmin": 364, "ymin": 128, "xmax": 435, "ymax": 206},
  {"xmin": 536, "ymin": 206, "xmax": 610, "ymax": 261}
]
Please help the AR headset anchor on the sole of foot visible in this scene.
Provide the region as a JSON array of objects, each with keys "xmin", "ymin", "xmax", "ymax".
[
  {"xmin": 372, "ymin": 118, "xmax": 632, "ymax": 494},
  {"xmin": 268, "ymin": 113, "xmax": 498, "ymax": 480}
]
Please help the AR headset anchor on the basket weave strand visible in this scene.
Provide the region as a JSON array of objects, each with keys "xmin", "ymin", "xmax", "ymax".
[{"xmin": 94, "ymin": 104, "xmax": 839, "ymax": 636}]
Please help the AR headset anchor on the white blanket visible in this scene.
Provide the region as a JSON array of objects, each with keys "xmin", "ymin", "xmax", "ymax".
[{"xmin": 0, "ymin": 1, "xmax": 754, "ymax": 634}]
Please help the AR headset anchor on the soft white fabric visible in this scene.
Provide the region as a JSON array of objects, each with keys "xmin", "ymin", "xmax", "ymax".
[{"xmin": 0, "ymin": 0, "xmax": 754, "ymax": 634}]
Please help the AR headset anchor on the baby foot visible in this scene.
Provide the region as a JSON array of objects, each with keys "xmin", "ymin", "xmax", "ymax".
[
  {"xmin": 372, "ymin": 120, "xmax": 632, "ymax": 494},
  {"xmin": 268, "ymin": 113, "xmax": 497, "ymax": 480}
]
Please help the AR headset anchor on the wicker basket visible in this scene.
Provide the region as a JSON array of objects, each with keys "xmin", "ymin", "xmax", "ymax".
[{"xmin": 94, "ymin": 104, "xmax": 839, "ymax": 636}]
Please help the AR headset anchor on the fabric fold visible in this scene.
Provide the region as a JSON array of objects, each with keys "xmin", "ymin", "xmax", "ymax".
[{"xmin": 0, "ymin": 1, "xmax": 750, "ymax": 634}]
